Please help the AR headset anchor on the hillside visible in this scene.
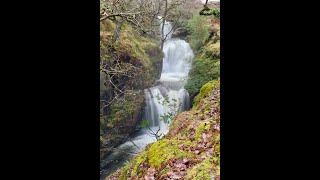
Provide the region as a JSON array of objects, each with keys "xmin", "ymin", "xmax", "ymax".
[
  {"xmin": 100, "ymin": 19, "xmax": 163, "ymax": 160},
  {"xmin": 185, "ymin": 12, "xmax": 220, "ymax": 104},
  {"xmin": 107, "ymin": 80, "xmax": 220, "ymax": 180},
  {"xmin": 100, "ymin": 1, "xmax": 220, "ymax": 179}
]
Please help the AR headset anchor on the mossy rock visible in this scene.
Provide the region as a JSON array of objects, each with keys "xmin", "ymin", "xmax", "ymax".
[
  {"xmin": 194, "ymin": 79, "xmax": 220, "ymax": 108},
  {"xmin": 171, "ymin": 27, "xmax": 188, "ymax": 39}
]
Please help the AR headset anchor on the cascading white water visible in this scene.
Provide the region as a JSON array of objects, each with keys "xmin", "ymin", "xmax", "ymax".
[
  {"xmin": 100, "ymin": 21, "xmax": 194, "ymax": 179},
  {"xmin": 144, "ymin": 21, "xmax": 194, "ymax": 130}
]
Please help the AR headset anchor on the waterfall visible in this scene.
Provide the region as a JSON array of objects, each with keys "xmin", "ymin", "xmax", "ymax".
[
  {"xmin": 100, "ymin": 21, "xmax": 194, "ymax": 179},
  {"xmin": 144, "ymin": 22, "xmax": 194, "ymax": 128},
  {"xmin": 178, "ymin": 88, "xmax": 190, "ymax": 113}
]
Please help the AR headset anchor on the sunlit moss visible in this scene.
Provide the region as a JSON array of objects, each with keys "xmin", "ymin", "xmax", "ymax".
[
  {"xmin": 115, "ymin": 22, "xmax": 162, "ymax": 69},
  {"xmin": 132, "ymin": 153, "xmax": 147, "ymax": 175},
  {"xmin": 118, "ymin": 163, "xmax": 131, "ymax": 180},
  {"xmin": 147, "ymin": 139, "xmax": 194, "ymax": 170},
  {"xmin": 186, "ymin": 156, "xmax": 216, "ymax": 180},
  {"xmin": 193, "ymin": 79, "xmax": 220, "ymax": 108},
  {"xmin": 195, "ymin": 121, "xmax": 211, "ymax": 140}
]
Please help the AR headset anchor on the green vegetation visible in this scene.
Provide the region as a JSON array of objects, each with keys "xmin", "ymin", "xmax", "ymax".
[
  {"xmin": 146, "ymin": 140, "xmax": 195, "ymax": 169},
  {"xmin": 101, "ymin": 2, "xmax": 220, "ymax": 179},
  {"xmin": 108, "ymin": 92, "xmax": 144, "ymax": 127},
  {"xmin": 100, "ymin": 17, "xmax": 163, "ymax": 159},
  {"xmin": 185, "ymin": 13, "xmax": 220, "ymax": 105},
  {"xmin": 107, "ymin": 80, "xmax": 220, "ymax": 180},
  {"xmin": 200, "ymin": 7, "xmax": 220, "ymax": 18},
  {"xmin": 185, "ymin": 39, "xmax": 220, "ymax": 104},
  {"xmin": 186, "ymin": 14, "xmax": 211, "ymax": 52},
  {"xmin": 186, "ymin": 156, "xmax": 218, "ymax": 180},
  {"xmin": 100, "ymin": 20, "xmax": 163, "ymax": 89},
  {"xmin": 194, "ymin": 79, "xmax": 220, "ymax": 108}
]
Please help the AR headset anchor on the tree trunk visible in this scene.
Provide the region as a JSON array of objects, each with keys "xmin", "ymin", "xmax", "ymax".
[
  {"xmin": 160, "ymin": 0, "xmax": 168, "ymax": 51},
  {"xmin": 112, "ymin": 17, "xmax": 125, "ymax": 46}
]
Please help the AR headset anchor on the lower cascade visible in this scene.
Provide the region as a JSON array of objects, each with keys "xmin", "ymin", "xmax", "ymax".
[{"xmin": 100, "ymin": 22, "xmax": 194, "ymax": 179}]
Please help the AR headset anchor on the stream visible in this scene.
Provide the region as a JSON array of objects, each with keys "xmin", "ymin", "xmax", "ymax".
[{"xmin": 100, "ymin": 21, "xmax": 194, "ymax": 179}]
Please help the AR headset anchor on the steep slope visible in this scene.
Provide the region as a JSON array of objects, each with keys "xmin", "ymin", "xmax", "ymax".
[
  {"xmin": 185, "ymin": 12, "xmax": 220, "ymax": 105},
  {"xmin": 100, "ymin": 20, "xmax": 163, "ymax": 160},
  {"xmin": 107, "ymin": 79, "xmax": 220, "ymax": 180}
]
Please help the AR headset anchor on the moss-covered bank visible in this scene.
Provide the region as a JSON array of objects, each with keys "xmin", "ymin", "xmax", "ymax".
[
  {"xmin": 107, "ymin": 79, "xmax": 220, "ymax": 180},
  {"xmin": 185, "ymin": 12, "xmax": 220, "ymax": 105}
]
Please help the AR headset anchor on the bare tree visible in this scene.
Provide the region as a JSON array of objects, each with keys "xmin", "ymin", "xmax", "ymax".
[
  {"xmin": 100, "ymin": 0, "xmax": 186, "ymax": 116},
  {"xmin": 159, "ymin": 0, "xmax": 186, "ymax": 50}
]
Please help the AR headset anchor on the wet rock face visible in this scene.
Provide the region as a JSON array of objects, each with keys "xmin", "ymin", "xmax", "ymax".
[{"xmin": 171, "ymin": 27, "xmax": 188, "ymax": 39}]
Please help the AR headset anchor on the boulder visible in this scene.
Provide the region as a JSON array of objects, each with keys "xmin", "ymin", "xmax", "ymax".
[{"xmin": 171, "ymin": 27, "xmax": 188, "ymax": 39}]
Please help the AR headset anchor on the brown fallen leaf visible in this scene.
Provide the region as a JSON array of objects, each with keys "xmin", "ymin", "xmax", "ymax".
[
  {"xmin": 182, "ymin": 158, "xmax": 189, "ymax": 164},
  {"xmin": 194, "ymin": 150, "xmax": 200, "ymax": 155},
  {"xmin": 202, "ymin": 133, "xmax": 208, "ymax": 142}
]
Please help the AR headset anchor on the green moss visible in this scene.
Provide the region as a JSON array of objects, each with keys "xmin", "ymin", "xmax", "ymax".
[
  {"xmin": 200, "ymin": 80, "xmax": 219, "ymax": 98},
  {"xmin": 106, "ymin": 20, "xmax": 116, "ymax": 30},
  {"xmin": 115, "ymin": 23, "xmax": 160, "ymax": 69},
  {"xmin": 108, "ymin": 92, "xmax": 144, "ymax": 125},
  {"xmin": 132, "ymin": 153, "xmax": 147, "ymax": 174},
  {"xmin": 100, "ymin": 121, "xmax": 108, "ymax": 131},
  {"xmin": 186, "ymin": 156, "xmax": 215, "ymax": 180},
  {"xmin": 112, "ymin": 80, "xmax": 219, "ymax": 177},
  {"xmin": 213, "ymin": 134, "xmax": 220, "ymax": 156},
  {"xmin": 200, "ymin": 7, "xmax": 220, "ymax": 19},
  {"xmin": 185, "ymin": 32, "xmax": 220, "ymax": 104},
  {"xmin": 203, "ymin": 40, "xmax": 220, "ymax": 59},
  {"xmin": 195, "ymin": 121, "xmax": 211, "ymax": 140},
  {"xmin": 186, "ymin": 14, "xmax": 211, "ymax": 51},
  {"xmin": 118, "ymin": 163, "xmax": 131, "ymax": 180},
  {"xmin": 146, "ymin": 139, "xmax": 194, "ymax": 169},
  {"xmin": 107, "ymin": 74, "xmax": 220, "ymax": 180},
  {"xmin": 193, "ymin": 79, "xmax": 220, "ymax": 108},
  {"xmin": 100, "ymin": 20, "xmax": 162, "ymax": 92},
  {"xmin": 111, "ymin": 139, "xmax": 195, "ymax": 179}
]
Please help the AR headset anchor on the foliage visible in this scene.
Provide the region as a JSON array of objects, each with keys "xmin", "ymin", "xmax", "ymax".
[
  {"xmin": 186, "ymin": 13, "xmax": 211, "ymax": 51},
  {"xmin": 100, "ymin": 19, "xmax": 163, "ymax": 131},
  {"xmin": 100, "ymin": 0, "xmax": 160, "ymax": 35},
  {"xmin": 156, "ymin": 94, "xmax": 181, "ymax": 124},
  {"xmin": 100, "ymin": 90, "xmax": 145, "ymax": 153},
  {"xmin": 200, "ymin": 7, "xmax": 220, "ymax": 19},
  {"xmin": 107, "ymin": 80, "xmax": 220, "ymax": 180},
  {"xmin": 185, "ymin": 57, "xmax": 219, "ymax": 103},
  {"xmin": 185, "ymin": 35, "xmax": 220, "ymax": 104},
  {"xmin": 138, "ymin": 95, "xmax": 181, "ymax": 140},
  {"xmin": 109, "ymin": 95, "xmax": 139, "ymax": 125},
  {"xmin": 139, "ymin": 119, "xmax": 151, "ymax": 129},
  {"xmin": 193, "ymin": 79, "xmax": 220, "ymax": 108},
  {"xmin": 210, "ymin": 8, "xmax": 220, "ymax": 19}
]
